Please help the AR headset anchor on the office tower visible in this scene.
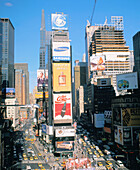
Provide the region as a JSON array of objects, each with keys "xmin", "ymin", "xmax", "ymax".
[
  {"xmin": 0, "ymin": 18, "xmax": 14, "ymax": 88},
  {"xmin": 39, "ymin": 9, "xmax": 47, "ymax": 69},
  {"xmin": 133, "ymin": 31, "xmax": 140, "ymax": 85},
  {"xmin": 87, "ymin": 16, "xmax": 131, "ymax": 95},
  {"xmin": 74, "ymin": 60, "xmax": 87, "ymax": 106},
  {"xmin": 14, "ymin": 63, "xmax": 29, "ymax": 104}
]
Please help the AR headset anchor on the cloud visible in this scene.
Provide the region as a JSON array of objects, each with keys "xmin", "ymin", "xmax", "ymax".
[{"xmin": 5, "ymin": 2, "xmax": 13, "ymax": 7}]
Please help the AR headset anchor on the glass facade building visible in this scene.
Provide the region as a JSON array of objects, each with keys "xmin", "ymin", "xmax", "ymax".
[{"xmin": 0, "ymin": 18, "xmax": 14, "ymax": 88}]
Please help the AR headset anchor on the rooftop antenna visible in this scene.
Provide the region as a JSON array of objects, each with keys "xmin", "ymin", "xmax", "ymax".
[{"xmin": 90, "ymin": 0, "xmax": 97, "ymax": 26}]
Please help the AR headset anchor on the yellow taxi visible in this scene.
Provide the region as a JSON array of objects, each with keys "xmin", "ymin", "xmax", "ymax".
[
  {"xmin": 105, "ymin": 165, "xmax": 113, "ymax": 170},
  {"xmin": 96, "ymin": 154, "xmax": 100, "ymax": 158},
  {"xmin": 89, "ymin": 151, "xmax": 93, "ymax": 155},
  {"xmin": 90, "ymin": 146, "xmax": 94, "ymax": 149},
  {"xmin": 106, "ymin": 161, "xmax": 112, "ymax": 166},
  {"xmin": 28, "ymin": 146, "xmax": 32, "ymax": 149},
  {"xmin": 98, "ymin": 162, "xmax": 103, "ymax": 167},
  {"xmin": 38, "ymin": 163, "xmax": 42, "ymax": 167},
  {"xmin": 30, "ymin": 157, "xmax": 33, "ymax": 161},
  {"xmin": 100, "ymin": 153, "xmax": 104, "ymax": 157},
  {"xmin": 23, "ymin": 153, "xmax": 26, "ymax": 157},
  {"xmin": 40, "ymin": 166, "xmax": 45, "ymax": 170},
  {"xmin": 24, "ymin": 157, "xmax": 28, "ymax": 160},
  {"xmin": 38, "ymin": 153, "xmax": 42, "ymax": 156},
  {"xmin": 34, "ymin": 156, "xmax": 38, "ymax": 160},
  {"xmin": 93, "ymin": 145, "xmax": 96, "ymax": 148}
]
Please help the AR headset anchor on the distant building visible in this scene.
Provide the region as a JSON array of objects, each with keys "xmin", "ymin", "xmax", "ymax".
[
  {"xmin": 0, "ymin": 18, "xmax": 15, "ymax": 88},
  {"xmin": 14, "ymin": 63, "xmax": 29, "ymax": 104}
]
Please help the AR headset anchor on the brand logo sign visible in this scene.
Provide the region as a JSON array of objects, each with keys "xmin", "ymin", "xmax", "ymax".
[
  {"xmin": 51, "ymin": 14, "xmax": 68, "ymax": 30},
  {"xmin": 53, "ymin": 42, "xmax": 70, "ymax": 61}
]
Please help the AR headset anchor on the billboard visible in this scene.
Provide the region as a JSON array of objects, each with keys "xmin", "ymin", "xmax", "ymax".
[
  {"xmin": 37, "ymin": 69, "xmax": 48, "ymax": 87},
  {"xmin": 55, "ymin": 141, "xmax": 74, "ymax": 152},
  {"xmin": 114, "ymin": 126, "xmax": 123, "ymax": 145},
  {"xmin": 52, "ymin": 42, "xmax": 70, "ymax": 61},
  {"xmin": 104, "ymin": 110, "xmax": 112, "ymax": 124},
  {"xmin": 2, "ymin": 88, "xmax": 15, "ymax": 98},
  {"xmin": 35, "ymin": 92, "xmax": 48, "ymax": 99},
  {"xmin": 51, "ymin": 13, "xmax": 68, "ymax": 30},
  {"xmin": 116, "ymin": 72, "xmax": 138, "ymax": 91},
  {"xmin": 94, "ymin": 114, "xmax": 104, "ymax": 128},
  {"xmin": 53, "ymin": 63, "xmax": 71, "ymax": 92},
  {"xmin": 90, "ymin": 55, "xmax": 105, "ymax": 71},
  {"xmin": 113, "ymin": 108, "xmax": 122, "ymax": 126},
  {"xmin": 123, "ymin": 127, "xmax": 132, "ymax": 145},
  {"xmin": 55, "ymin": 128, "xmax": 75, "ymax": 137},
  {"xmin": 53, "ymin": 93, "xmax": 72, "ymax": 124},
  {"xmin": 122, "ymin": 108, "xmax": 140, "ymax": 126},
  {"xmin": 42, "ymin": 124, "xmax": 46, "ymax": 133}
]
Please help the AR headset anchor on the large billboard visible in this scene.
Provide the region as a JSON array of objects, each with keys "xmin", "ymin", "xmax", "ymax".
[
  {"xmin": 37, "ymin": 69, "xmax": 48, "ymax": 87},
  {"xmin": 55, "ymin": 141, "xmax": 74, "ymax": 152},
  {"xmin": 2, "ymin": 88, "xmax": 15, "ymax": 98},
  {"xmin": 53, "ymin": 93, "xmax": 72, "ymax": 124},
  {"xmin": 51, "ymin": 13, "xmax": 68, "ymax": 31},
  {"xmin": 52, "ymin": 42, "xmax": 70, "ymax": 61},
  {"xmin": 114, "ymin": 126, "xmax": 123, "ymax": 145},
  {"xmin": 53, "ymin": 63, "xmax": 71, "ymax": 92},
  {"xmin": 35, "ymin": 92, "xmax": 48, "ymax": 99},
  {"xmin": 116, "ymin": 72, "xmax": 138, "ymax": 91},
  {"xmin": 113, "ymin": 108, "xmax": 122, "ymax": 126},
  {"xmin": 55, "ymin": 128, "xmax": 75, "ymax": 137},
  {"xmin": 94, "ymin": 114, "xmax": 104, "ymax": 128},
  {"xmin": 90, "ymin": 55, "xmax": 105, "ymax": 71},
  {"xmin": 122, "ymin": 108, "xmax": 140, "ymax": 126}
]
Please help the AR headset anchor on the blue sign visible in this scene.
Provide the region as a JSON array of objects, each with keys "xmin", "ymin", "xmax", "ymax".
[
  {"xmin": 51, "ymin": 14, "xmax": 68, "ymax": 30},
  {"xmin": 54, "ymin": 46, "xmax": 69, "ymax": 52},
  {"xmin": 42, "ymin": 124, "xmax": 46, "ymax": 133},
  {"xmin": 53, "ymin": 56, "xmax": 70, "ymax": 61}
]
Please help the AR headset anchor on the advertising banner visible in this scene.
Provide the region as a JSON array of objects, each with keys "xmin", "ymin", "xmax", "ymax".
[
  {"xmin": 53, "ymin": 63, "xmax": 71, "ymax": 92},
  {"xmin": 51, "ymin": 13, "xmax": 68, "ymax": 30},
  {"xmin": 55, "ymin": 141, "xmax": 74, "ymax": 152},
  {"xmin": 53, "ymin": 93, "xmax": 72, "ymax": 124},
  {"xmin": 123, "ymin": 127, "xmax": 132, "ymax": 145},
  {"xmin": 90, "ymin": 55, "xmax": 105, "ymax": 71},
  {"xmin": 104, "ymin": 110, "xmax": 112, "ymax": 124},
  {"xmin": 114, "ymin": 126, "xmax": 123, "ymax": 145},
  {"xmin": 122, "ymin": 108, "xmax": 140, "ymax": 126},
  {"xmin": 2, "ymin": 88, "xmax": 15, "ymax": 98},
  {"xmin": 55, "ymin": 128, "xmax": 75, "ymax": 137},
  {"xmin": 116, "ymin": 72, "xmax": 138, "ymax": 91},
  {"xmin": 42, "ymin": 124, "xmax": 46, "ymax": 134},
  {"xmin": 113, "ymin": 108, "xmax": 122, "ymax": 126},
  {"xmin": 35, "ymin": 92, "xmax": 48, "ymax": 99},
  {"xmin": 37, "ymin": 69, "xmax": 48, "ymax": 87},
  {"xmin": 52, "ymin": 42, "xmax": 70, "ymax": 61},
  {"xmin": 94, "ymin": 114, "xmax": 104, "ymax": 128}
]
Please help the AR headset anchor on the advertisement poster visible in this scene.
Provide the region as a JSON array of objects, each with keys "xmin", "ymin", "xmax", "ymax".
[
  {"xmin": 2, "ymin": 88, "xmax": 15, "ymax": 98},
  {"xmin": 122, "ymin": 108, "xmax": 140, "ymax": 126},
  {"xmin": 37, "ymin": 69, "xmax": 48, "ymax": 87},
  {"xmin": 113, "ymin": 108, "xmax": 122, "ymax": 126},
  {"xmin": 114, "ymin": 126, "xmax": 123, "ymax": 145},
  {"xmin": 55, "ymin": 128, "xmax": 75, "ymax": 137},
  {"xmin": 90, "ymin": 55, "xmax": 105, "ymax": 71},
  {"xmin": 94, "ymin": 114, "xmax": 104, "ymax": 128},
  {"xmin": 55, "ymin": 141, "xmax": 74, "ymax": 152},
  {"xmin": 123, "ymin": 127, "xmax": 132, "ymax": 145},
  {"xmin": 42, "ymin": 124, "xmax": 46, "ymax": 134},
  {"xmin": 35, "ymin": 92, "xmax": 48, "ymax": 99},
  {"xmin": 52, "ymin": 42, "xmax": 70, "ymax": 61},
  {"xmin": 53, "ymin": 93, "xmax": 72, "ymax": 124},
  {"xmin": 53, "ymin": 63, "xmax": 71, "ymax": 92},
  {"xmin": 116, "ymin": 72, "xmax": 138, "ymax": 91},
  {"xmin": 51, "ymin": 14, "xmax": 68, "ymax": 30}
]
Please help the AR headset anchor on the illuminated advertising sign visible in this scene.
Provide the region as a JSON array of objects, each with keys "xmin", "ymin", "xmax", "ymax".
[
  {"xmin": 2, "ymin": 88, "xmax": 15, "ymax": 98},
  {"xmin": 42, "ymin": 124, "xmax": 46, "ymax": 133},
  {"xmin": 55, "ymin": 141, "xmax": 74, "ymax": 152},
  {"xmin": 37, "ymin": 69, "xmax": 48, "ymax": 87},
  {"xmin": 113, "ymin": 108, "xmax": 122, "ymax": 126},
  {"xmin": 94, "ymin": 114, "xmax": 104, "ymax": 128},
  {"xmin": 122, "ymin": 108, "xmax": 140, "ymax": 126},
  {"xmin": 104, "ymin": 110, "xmax": 112, "ymax": 124},
  {"xmin": 51, "ymin": 13, "xmax": 68, "ymax": 30},
  {"xmin": 116, "ymin": 72, "xmax": 138, "ymax": 91},
  {"xmin": 53, "ymin": 63, "xmax": 71, "ymax": 92},
  {"xmin": 35, "ymin": 92, "xmax": 48, "ymax": 99},
  {"xmin": 114, "ymin": 126, "xmax": 123, "ymax": 145},
  {"xmin": 90, "ymin": 55, "xmax": 105, "ymax": 71},
  {"xmin": 123, "ymin": 127, "xmax": 132, "ymax": 145},
  {"xmin": 55, "ymin": 128, "xmax": 75, "ymax": 137},
  {"xmin": 53, "ymin": 93, "xmax": 72, "ymax": 124},
  {"xmin": 52, "ymin": 42, "xmax": 70, "ymax": 61}
]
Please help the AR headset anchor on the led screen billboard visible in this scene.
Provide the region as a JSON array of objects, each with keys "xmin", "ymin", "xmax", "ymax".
[
  {"xmin": 55, "ymin": 128, "xmax": 75, "ymax": 137},
  {"xmin": 51, "ymin": 14, "xmax": 68, "ymax": 30},
  {"xmin": 52, "ymin": 42, "xmax": 70, "ymax": 61},
  {"xmin": 116, "ymin": 72, "xmax": 138, "ymax": 91},
  {"xmin": 90, "ymin": 55, "xmax": 105, "ymax": 71},
  {"xmin": 37, "ymin": 69, "xmax": 48, "ymax": 87},
  {"xmin": 35, "ymin": 92, "xmax": 48, "ymax": 99},
  {"xmin": 53, "ymin": 63, "xmax": 71, "ymax": 92},
  {"xmin": 114, "ymin": 126, "xmax": 123, "ymax": 145},
  {"xmin": 55, "ymin": 141, "xmax": 74, "ymax": 152},
  {"xmin": 2, "ymin": 88, "xmax": 15, "ymax": 98},
  {"xmin": 53, "ymin": 93, "xmax": 72, "ymax": 124}
]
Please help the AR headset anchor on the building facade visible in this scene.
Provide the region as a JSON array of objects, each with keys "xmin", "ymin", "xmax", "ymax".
[
  {"xmin": 0, "ymin": 18, "xmax": 15, "ymax": 88},
  {"xmin": 14, "ymin": 63, "xmax": 29, "ymax": 104}
]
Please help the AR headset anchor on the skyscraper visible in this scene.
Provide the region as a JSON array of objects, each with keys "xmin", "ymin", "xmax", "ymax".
[
  {"xmin": 14, "ymin": 63, "xmax": 29, "ymax": 104},
  {"xmin": 0, "ymin": 18, "xmax": 14, "ymax": 88}
]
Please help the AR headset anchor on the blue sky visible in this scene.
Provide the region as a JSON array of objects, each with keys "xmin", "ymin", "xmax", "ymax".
[{"xmin": 0, "ymin": 0, "xmax": 140, "ymax": 93}]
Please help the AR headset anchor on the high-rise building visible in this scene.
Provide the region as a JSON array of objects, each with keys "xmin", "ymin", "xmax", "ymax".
[
  {"xmin": 0, "ymin": 18, "xmax": 15, "ymax": 88},
  {"xmin": 87, "ymin": 16, "xmax": 132, "ymax": 95},
  {"xmin": 14, "ymin": 63, "xmax": 29, "ymax": 104}
]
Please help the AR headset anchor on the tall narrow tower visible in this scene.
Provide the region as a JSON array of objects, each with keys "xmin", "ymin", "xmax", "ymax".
[{"xmin": 39, "ymin": 9, "xmax": 46, "ymax": 69}]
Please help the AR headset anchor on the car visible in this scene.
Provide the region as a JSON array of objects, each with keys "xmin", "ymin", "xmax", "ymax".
[
  {"xmin": 24, "ymin": 157, "xmax": 28, "ymax": 160},
  {"xmin": 34, "ymin": 156, "xmax": 38, "ymax": 160},
  {"xmin": 38, "ymin": 153, "xmax": 42, "ymax": 156},
  {"xmin": 116, "ymin": 160, "xmax": 124, "ymax": 167},
  {"xmin": 106, "ymin": 161, "xmax": 112, "ymax": 166},
  {"xmin": 32, "ymin": 153, "xmax": 35, "ymax": 157},
  {"xmin": 30, "ymin": 157, "xmax": 33, "ymax": 161},
  {"xmin": 98, "ymin": 162, "xmax": 103, "ymax": 166},
  {"xmin": 28, "ymin": 146, "xmax": 32, "ymax": 149},
  {"xmin": 105, "ymin": 165, "xmax": 113, "ymax": 170},
  {"xmin": 40, "ymin": 167, "xmax": 45, "ymax": 170},
  {"xmin": 23, "ymin": 153, "xmax": 26, "ymax": 157},
  {"xmin": 38, "ymin": 163, "xmax": 42, "ymax": 167}
]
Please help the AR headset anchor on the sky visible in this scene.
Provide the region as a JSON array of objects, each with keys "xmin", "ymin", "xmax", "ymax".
[{"xmin": 0, "ymin": 0, "xmax": 140, "ymax": 93}]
